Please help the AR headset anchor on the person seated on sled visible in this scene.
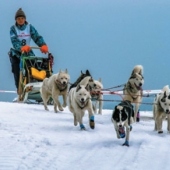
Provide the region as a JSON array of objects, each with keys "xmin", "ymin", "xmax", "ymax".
[{"xmin": 9, "ymin": 8, "xmax": 49, "ymax": 94}]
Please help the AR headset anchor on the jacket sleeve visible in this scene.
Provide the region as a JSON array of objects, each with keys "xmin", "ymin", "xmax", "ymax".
[
  {"xmin": 10, "ymin": 25, "xmax": 22, "ymax": 51},
  {"xmin": 30, "ymin": 24, "xmax": 46, "ymax": 47}
]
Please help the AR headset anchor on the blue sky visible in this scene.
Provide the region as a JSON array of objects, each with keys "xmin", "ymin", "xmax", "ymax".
[{"xmin": 0, "ymin": 0, "xmax": 170, "ymax": 110}]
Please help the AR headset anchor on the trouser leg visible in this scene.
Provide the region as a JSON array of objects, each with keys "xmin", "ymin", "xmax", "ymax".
[{"xmin": 11, "ymin": 56, "xmax": 20, "ymax": 89}]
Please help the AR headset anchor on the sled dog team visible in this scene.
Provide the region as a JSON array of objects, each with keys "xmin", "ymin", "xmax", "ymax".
[{"xmin": 40, "ymin": 65, "xmax": 170, "ymax": 147}]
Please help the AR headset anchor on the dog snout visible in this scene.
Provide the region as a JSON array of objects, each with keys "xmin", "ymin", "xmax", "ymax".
[
  {"xmin": 139, "ymin": 83, "xmax": 142, "ymax": 86},
  {"xmin": 94, "ymin": 84, "xmax": 96, "ymax": 87},
  {"xmin": 81, "ymin": 98, "xmax": 85, "ymax": 102},
  {"xmin": 166, "ymin": 109, "xmax": 170, "ymax": 114},
  {"xmin": 63, "ymin": 81, "xmax": 66, "ymax": 85},
  {"xmin": 119, "ymin": 125, "xmax": 122, "ymax": 128}
]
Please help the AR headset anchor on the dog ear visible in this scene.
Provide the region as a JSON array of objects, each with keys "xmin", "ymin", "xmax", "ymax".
[
  {"xmin": 86, "ymin": 70, "xmax": 91, "ymax": 76},
  {"xmin": 81, "ymin": 70, "xmax": 84, "ymax": 75},
  {"xmin": 65, "ymin": 69, "xmax": 68, "ymax": 73},
  {"xmin": 76, "ymin": 84, "xmax": 81, "ymax": 92},
  {"xmin": 161, "ymin": 92, "xmax": 167, "ymax": 102},
  {"xmin": 161, "ymin": 98, "xmax": 165, "ymax": 102},
  {"xmin": 168, "ymin": 95, "xmax": 170, "ymax": 100},
  {"xmin": 85, "ymin": 84, "xmax": 90, "ymax": 91},
  {"xmin": 129, "ymin": 73, "xmax": 136, "ymax": 79},
  {"xmin": 89, "ymin": 77, "xmax": 94, "ymax": 82}
]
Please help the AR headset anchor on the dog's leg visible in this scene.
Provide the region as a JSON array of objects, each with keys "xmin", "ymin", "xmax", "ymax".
[
  {"xmin": 88, "ymin": 104, "xmax": 95, "ymax": 129},
  {"xmin": 73, "ymin": 111, "xmax": 78, "ymax": 126},
  {"xmin": 62, "ymin": 94, "xmax": 67, "ymax": 108},
  {"xmin": 111, "ymin": 117, "xmax": 121, "ymax": 139},
  {"xmin": 77, "ymin": 111, "xmax": 85, "ymax": 130},
  {"xmin": 122, "ymin": 125, "xmax": 131, "ymax": 147},
  {"xmin": 153, "ymin": 108, "xmax": 158, "ymax": 131},
  {"xmin": 134, "ymin": 103, "xmax": 139, "ymax": 122},
  {"xmin": 52, "ymin": 91, "xmax": 63, "ymax": 112},
  {"xmin": 167, "ymin": 114, "xmax": 170, "ymax": 132},
  {"xmin": 93, "ymin": 100, "xmax": 98, "ymax": 114},
  {"xmin": 98, "ymin": 95, "xmax": 103, "ymax": 114},
  {"xmin": 40, "ymin": 90, "xmax": 50, "ymax": 111},
  {"xmin": 154, "ymin": 120, "xmax": 158, "ymax": 131},
  {"xmin": 155, "ymin": 115, "xmax": 163, "ymax": 133}
]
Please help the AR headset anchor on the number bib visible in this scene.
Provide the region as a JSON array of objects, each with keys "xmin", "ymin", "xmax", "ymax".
[{"xmin": 15, "ymin": 24, "xmax": 31, "ymax": 46}]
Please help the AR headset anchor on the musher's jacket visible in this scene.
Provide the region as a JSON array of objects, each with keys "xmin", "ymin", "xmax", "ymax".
[{"xmin": 10, "ymin": 21, "xmax": 46, "ymax": 58}]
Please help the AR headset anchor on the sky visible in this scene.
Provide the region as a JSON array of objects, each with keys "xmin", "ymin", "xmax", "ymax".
[
  {"xmin": 0, "ymin": 0, "xmax": 170, "ymax": 110},
  {"xmin": 0, "ymin": 101, "xmax": 170, "ymax": 170}
]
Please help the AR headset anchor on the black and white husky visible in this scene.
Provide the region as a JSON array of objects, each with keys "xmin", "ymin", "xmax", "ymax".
[
  {"xmin": 111, "ymin": 100, "xmax": 134, "ymax": 146},
  {"xmin": 153, "ymin": 85, "xmax": 170, "ymax": 134}
]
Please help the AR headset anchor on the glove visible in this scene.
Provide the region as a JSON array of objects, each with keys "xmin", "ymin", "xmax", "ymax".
[
  {"xmin": 21, "ymin": 45, "xmax": 31, "ymax": 53},
  {"xmin": 40, "ymin": 45, "xmax": 48, "ymax": 54}
]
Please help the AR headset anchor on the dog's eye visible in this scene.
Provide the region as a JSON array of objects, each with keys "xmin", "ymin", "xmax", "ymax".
[
  {"xmin": 165, "ymin": 103, "xmax": 167, "ymax": 106},
  {"xmin": 122, "ymin": 117, "xmax": 126, "ymax": 121},
  {"xmin": 116, "ymin": 118, "xmax": 119, "ymax": 122}
]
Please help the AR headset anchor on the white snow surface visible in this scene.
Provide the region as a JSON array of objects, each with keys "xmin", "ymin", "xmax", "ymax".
[{"xmin": 0, "ymin": 102, "xmax": 170, "ymax": 170}]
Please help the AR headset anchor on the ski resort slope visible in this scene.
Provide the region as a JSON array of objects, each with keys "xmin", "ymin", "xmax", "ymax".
[{"xmin": 0, "ymin": 102, "xmax": 170, "ymax": 170}]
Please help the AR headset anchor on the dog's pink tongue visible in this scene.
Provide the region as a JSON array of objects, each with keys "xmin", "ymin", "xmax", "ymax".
[
  {"xmin": 119, "ymin": 127, "xmax": 125, "ymax": 133},
  {"xmin": 139, "ymin": 86, "xmax": 143, "ymax": 91}
]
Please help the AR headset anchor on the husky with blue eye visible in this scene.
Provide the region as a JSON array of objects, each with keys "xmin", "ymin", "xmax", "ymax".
[{"xmin": 111, "ymin": 100, "xmax": 134, "ymax": 146}]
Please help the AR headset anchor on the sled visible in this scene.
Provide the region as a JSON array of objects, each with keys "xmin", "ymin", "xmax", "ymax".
[{"xmin": 17, "ymin": 47, "xmax": 54, "ymax": 103}]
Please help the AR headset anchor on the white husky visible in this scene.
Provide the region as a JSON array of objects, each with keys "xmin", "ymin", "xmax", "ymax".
[
  {"xmin": 123, "ymin": 65, "xmax": 144, "ymax": 122},
  {"xmin": 68, "ymin": 84, "xmax": 95, "ymax": 130},
  {"xmin": 91, "ymin": 78, "xmax": 103, "ymax": 114},
  {"xmin": 40, "ymin": 69, "xmax": 70, "ymax": 113},
  {"xmin": 153, "ymin": 85, "xmax": 170, "ymax": 133}
]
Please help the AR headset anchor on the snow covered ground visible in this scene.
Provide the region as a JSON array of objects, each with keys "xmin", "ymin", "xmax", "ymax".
[{"xmin": 0, "ymin": 102, "xmax": 170, "ymax": 170}]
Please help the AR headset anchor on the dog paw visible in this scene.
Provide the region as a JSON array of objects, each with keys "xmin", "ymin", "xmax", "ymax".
[
  {"xmin": 158, "ymin": 130, "xmax": 163, "ymax": 134},
  {"xmin": 89, "ymin": 115, "xmax": 95, "ymax": 129},
  {"xmin": 80, "ymin": 124, "xmax": 86, "ymax": 130},
  {"xmin": 129, "ymin": 125, "xmax": 132, "ymax": 131},
  {"xmin": 122, "ymin": 141, "xmax": 129, "ymax": 147},
  {"xmin": 74, "ymin": 120, "xmax": 78, "ymax": 126},
  {"xmin": 59, "ymin": 107, "xmax": 64, "ymax": 111},
  {"xmin": 119, "ymin": 127, "xmax": 125, "ymax": 138},
  {"xmin": 62, "ymin": 103, "xmax": 67, "ymax": 108}
]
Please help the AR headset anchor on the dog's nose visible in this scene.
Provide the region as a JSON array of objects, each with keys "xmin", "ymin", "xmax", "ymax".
[
  {"xmin": 94, "ymin": 84, "xmax": 96, "ymax": 87},
  {"xmin": 119, "ymin": 125, "xmax": 122, "ymax": 128},
  {"xmin": 166, "ymin": 109, "xmax": 169, "ymax": 113},
  {"xmin": 81, "ymin": 98, "xmax": 84, "ymax": 102},
  {"xmin": 139, "ymin": 83, "xmax": 142, "ymax": 86},
  {"xmin": 63, "ymin": 81, "xmax": 66, "ymax": 85}
]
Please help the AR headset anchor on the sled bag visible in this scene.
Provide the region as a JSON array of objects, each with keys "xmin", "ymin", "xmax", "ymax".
[{"xmin": 30, "ymin": 67, "xmax": 46, "ymax": 80}]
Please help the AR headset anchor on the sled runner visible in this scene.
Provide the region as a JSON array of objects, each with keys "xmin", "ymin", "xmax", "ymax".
[{"xmin": 18, "ymin": 47, "xmax": 54, "ymax": 103}]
